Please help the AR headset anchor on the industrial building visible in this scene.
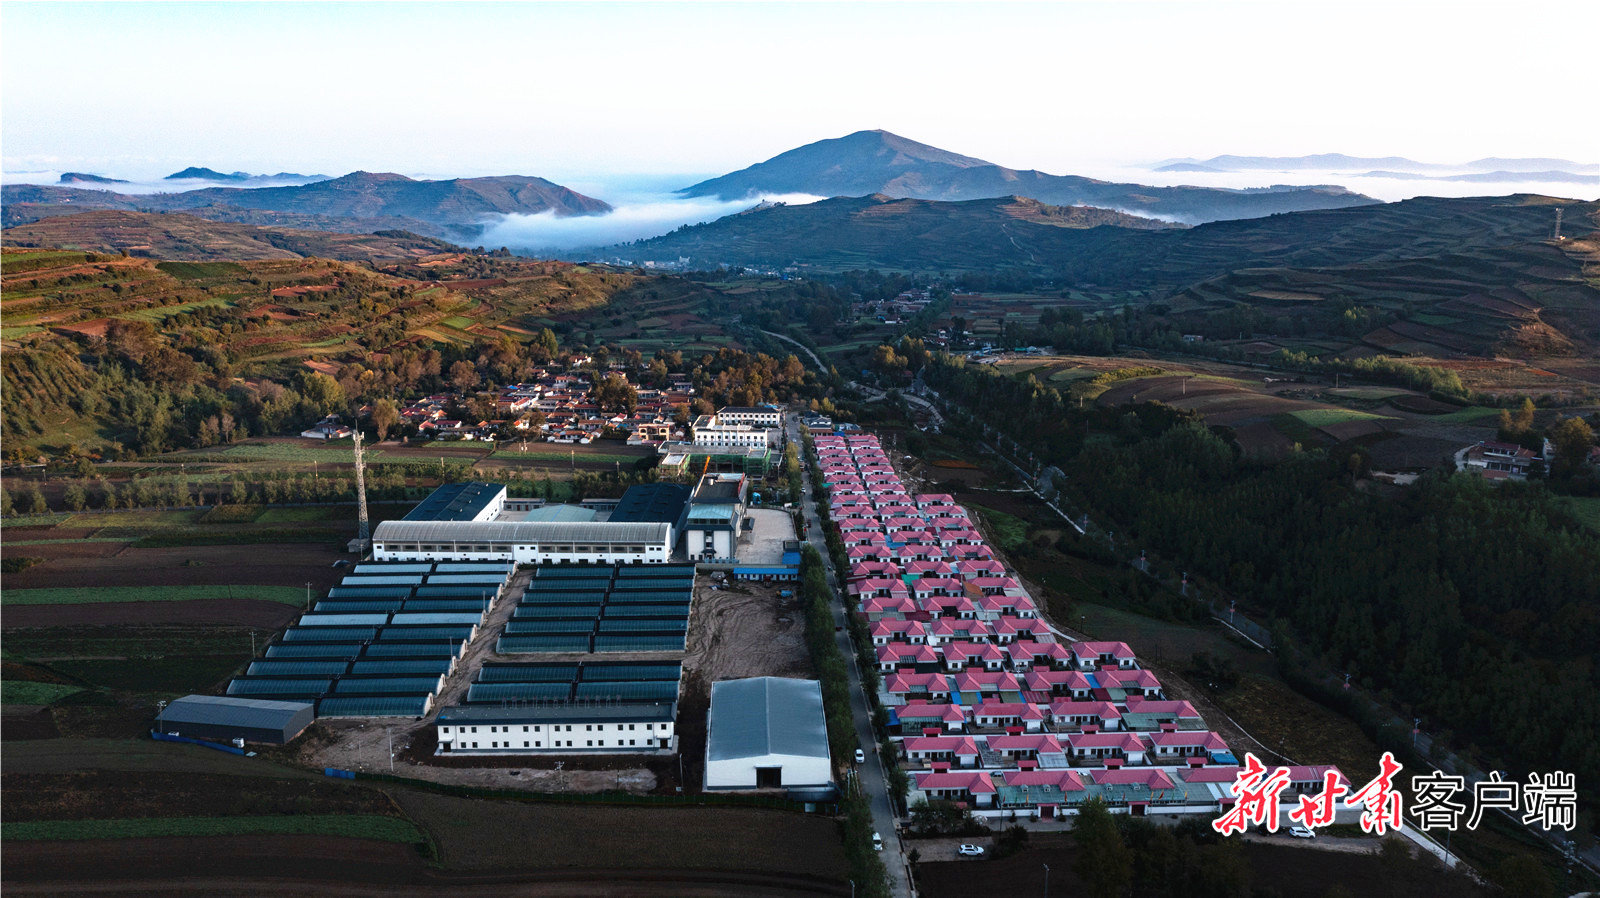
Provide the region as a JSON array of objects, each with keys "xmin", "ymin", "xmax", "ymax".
[
  {"xmin": 691, "ymin": 413, "xmax": 781, "ymax": 449},
  {"xmin": 156, "ymin": 695, "xmax": 315, "ymax": 744},
  {"xmin": 685, "ymin": 473, "xmax": 748, "ymax": 562},
  {"xmin": 716, "ymin": 406, "xmax": 782, "ymax": 428},
  {"xmin": 704, "ymin": 677, "xmax": 833, "ymax": 792},
  {"xmin": 224, "ymin": 560, "xmax": 516, "ymax": 718},
  {"xmin": 437, "ymin": 703, "xmax": 677, "ymax": 753},
  {"xmin": 372, "ymin": 482, "xmax": 690, "ymax": 564}
]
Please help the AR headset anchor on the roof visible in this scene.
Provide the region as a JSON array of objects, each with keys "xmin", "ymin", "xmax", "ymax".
[
  {"xmin": 517, "ymin": 504, "xmax": 600, "ymax": 523},
  {"xmin": 707, "ymin": 677, "xmax": 829, "ymax": 762},
  {"xmin": 693, "ymin": 474, "xmax": 745, "ymax": 503},
  {"xmin": 157, "ymin": 694, "xmax": 313, "ymax": 730},
  {"xmin": 402, "ymin": 482, "xmax": 506, "ymax": 522},
  {"xmin": 609, "ymin": 483, "xmax": 692, "ymax": 525},
  {"xmin": 436, "ymin": 703, "xmax": 675, "ymax": 725},
  {"xmin": 718, "ymin": 406, "xmax": 778, "ymax": 415},
  {"xmin": 373, "ymin": 520, "xmax": 671, "ymax": 545}
]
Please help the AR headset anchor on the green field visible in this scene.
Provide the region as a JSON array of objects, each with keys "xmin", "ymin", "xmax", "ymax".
[
  {"xmin": 65, "ymin": 510, "xmax": 205, "ymax": 529},
  {"xmin": 1430, "ymin": 406, "xmax": 1500, "ymax": 423},
  {"xmin": 1327, "ymin": 386, "xmax": 1410, "ymax": 400},
  {"xmin": 441, "ymin": 315, "xmax": 477, "ymax": 330},
  {"xmin": 256, "ymin": 506, "xmax": 342, "ymax": 523},
  {"xmin": 3, "ymin": 814, "xmax": 422, "ymax": 843},
  {"xmin": 1, "ymin": 680, "xmax": 85, "ymax": 706},
  {"xmin": 154, "ymin": 261, "xmax": 249, "ymax": 280},
  {"xmin": 1287, "ymin": 408, "xmax": 1391, "ymax": 427},
  {"xmin": 1, "ymin": 584, "xmax": 305, "ymax": 606}
]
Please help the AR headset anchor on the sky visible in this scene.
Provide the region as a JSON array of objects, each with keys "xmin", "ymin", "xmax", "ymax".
[{"xmin": 5, "ymin": 0, "xmax": 1598, "ymax": 186}]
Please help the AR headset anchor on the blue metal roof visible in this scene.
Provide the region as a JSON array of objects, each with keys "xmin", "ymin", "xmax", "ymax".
[{"xmin": 402, "ymin": 482, "xmax": 506, "ymax": 522}]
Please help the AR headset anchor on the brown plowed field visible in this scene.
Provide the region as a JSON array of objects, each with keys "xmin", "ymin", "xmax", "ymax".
[
  {"xmin": 1, "ymin": 542, "xmax": 344, "ymax": 590},
  {"xmin": 2, "ymin": 835, "xmax": 847, "ymax": 896},
  {"xmin": 1, "ymin": 598, "xmax": 299, "ymax": 629}
]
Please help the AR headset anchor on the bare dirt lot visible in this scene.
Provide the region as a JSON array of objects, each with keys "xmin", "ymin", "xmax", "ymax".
[{"xmin": 684, "ymin": 580, "xmax": 813, "ymax": 683}]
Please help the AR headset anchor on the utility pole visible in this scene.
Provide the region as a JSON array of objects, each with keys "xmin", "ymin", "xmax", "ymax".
[
  {"xmin": 387, "ymin": 726, "xmax": 395, "ymax": 772},
  {"xmin": 305, "ymin": 581, "xmax": 313, "ymax": 610},
  {"xmin": 352, "ymin": 429, "xmax": 370, "ymax": 556},
  {"xmin": 1042, "ymin": 862, "xmax": 1050, "ymax": 897}
]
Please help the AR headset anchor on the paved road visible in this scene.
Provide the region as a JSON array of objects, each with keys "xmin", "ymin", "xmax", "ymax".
[{"xmin": 788, "ymin": 415, "xmax": 911, "ymax": 898}]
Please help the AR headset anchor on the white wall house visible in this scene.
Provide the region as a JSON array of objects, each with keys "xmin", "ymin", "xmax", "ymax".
[
  {"xmin": 436, "ymin": 703, "xmax": 676, "ymax": 753},
  {"xmin": 704, "ymin": 677, "xmax": 833, "ymax": 791}
]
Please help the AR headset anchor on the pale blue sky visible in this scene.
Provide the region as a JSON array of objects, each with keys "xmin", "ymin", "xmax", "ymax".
[{"xmin": 3, "ymin": 1, "xmax": 1596, "ymax": 183}]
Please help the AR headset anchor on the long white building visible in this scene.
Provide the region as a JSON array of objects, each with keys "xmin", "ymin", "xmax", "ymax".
[
  {"xmin": 371, "ymin": 482, "xmax": 685, "ymax": 564},
  {"xmin": 691, "ymin": 414, "xmax": 781, "ymax": 449},
  {"xmin": 436, "ymin": 703, "xmax": 677, "ymax": 753},
  {"xmin": 372, "ymin": 520, "xmax": 673, "ymax": 564}
]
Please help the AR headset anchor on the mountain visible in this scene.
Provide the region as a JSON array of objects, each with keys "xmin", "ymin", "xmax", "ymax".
[
  {"xmin": 3, "ymin": 210, "xmax": 467, "ymax": 262},
  {"xmin": 610, "ymin": 194, "xmax": 1176, "ymax": 271},
  {"xmin": 1159, "ymin": 154, "xmax": 1600, "ymax": 175},
  {"xmin": 1361, "ymin": 170, "xmax": 1600, "ymax": 185},
  {"xmin": 680, "ymin": 130, "xmax": 1378, "ymax": 224},
  {"xmin": 164, "ymin": 167, "xmax": 329, "ymax": 183},
  {"xmin": 611, "ymin": 192, "xmax": 1598, "ymax": 289},
  {"xmin": 58, "ymin": 172, "xmax": 129, "ymax": 185},
  {"xmin": 1, "ymin": 172, "xmax": 613, "ymax": 240}
]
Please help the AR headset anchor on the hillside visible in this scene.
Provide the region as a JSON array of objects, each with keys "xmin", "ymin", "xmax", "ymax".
[
  {"xmin": 1, "ymin": 172, "xmax": 613, "ymax": 240},
  {"xmin": 1167, "ymin": 233, "xmax": 1600, "ymax": 360},
  {"xmin": 680, "ymin": 130, "xmax": 1379, "ymax": 223},
  {"xmin": 620, "ymin": 192, "xmax": 1600, "ymax": 289},
  {"xmin": 612, "ymin": 194, "xmax": 1175, "ymax": 271},
  {"xmin": 4, "ymin": 211, "xmax": 467, "ymax": 262},
  {"xmin": 1159, "ymin": 153, "xmax": 1600, "ymax": 175},
  {"xmin": 59, "ymin": 172, "xmax": 129, "ymax": 184},
  {"xmin": 165, "ymin": 167, "xmax": 328, "ymax": 183}
]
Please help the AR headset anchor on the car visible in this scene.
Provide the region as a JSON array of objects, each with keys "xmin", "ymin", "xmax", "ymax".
[
  {"xmin": 958, "ymin": 844, "xmax": 985, "ymax": 857},
  {"xmin": 872, "ymin": 832, "xmax": 884, "ymax": 852},
  {"xmin": 854, "ymin": 749, "xmax": 866, "ymax": 764},
  {"xmin": 1288, "ymin": 825, "xmax": 1316, "ymax": 839}
]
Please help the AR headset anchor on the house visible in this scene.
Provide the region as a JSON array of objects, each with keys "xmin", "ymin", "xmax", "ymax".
[
  {"xmin": 1071, "ymin": 641, "xmax": 1138, "ymax": 670},
  {"xmin": 1050, "ymin": 700, "xmax": 1123, "ymax": 732},
  {"xmin": 902, "ymin": 735, "xmax": 981, "ymax": 768},
  {"xmin": 300, "ymin": 416, "xmax": 353, "ymax": 441},
  {"xmin": 969, "ymin": 701, "xmax": 1045, "ymax": 732},
  {"xmin": 1147, "ymin": 730, "xmax": 1231, "ymax": 762},
  {"xmin": 1067, "ymin": 731, "xmax": 1148, "ymax": 765},
  {"xmin": 913, "ymin": 770, "xmax": 997, "ymax": 808},
  {"xmin": 1461, "ymin": 440, "xmax": 1541, "ymax": 480}
]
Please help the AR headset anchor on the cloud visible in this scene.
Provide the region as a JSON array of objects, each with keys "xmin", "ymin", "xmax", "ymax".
[{"xmin": 475, "ymin": 192, "xmax": 827, "ymax": 254}]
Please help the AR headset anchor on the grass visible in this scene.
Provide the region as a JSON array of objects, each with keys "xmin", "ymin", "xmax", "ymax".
[
  {"xmin": 118, "ymin": 296, "xmax": 234, "ymax": 322},
  {"xmin": 1, "ymin": 680, "xmax": 85, "ymax": 706},
  {"xmin": 441, "ymin": 315, "xmax": 477, "ymax": 330},
  {"xmin": 0, "ymin": 585, "xmax": 306, "ymax": 606},
  {"xmin": 154, "ymin": 261, "xmax": 249, "ymax": 280},
  {"xmin": 965, "ymin": 502, "xmax": 1029, "ymax": 553},
  {"xmin": 1287, "ymin": 408, "xmax": 1391, "ymax": 427},
  {"xmin": 65, "ymin": 510, "xmax": 205, "ymax": 529},
  {"xmin": 1563, "ymin": 496, "xmax": 1600, "ymax": 534},
  {"xmin": 1430, "ymin": 406, "xmax": 1499, "ymax": 423},
  {"xmin": 198, "ymin": 504, "xmax": 264, "ymax": 524},
  {"xmin": 2, "ymin": 814, "xmax": 422, "ymax": 843},
  {"xmin": 256, "ymin": 506, "xmax": 341, "ymax": 523},
  {"xmin": 1327, "ymin": 387, "xmax": 1409, "ymax": 400},
  {"xmin": 0, "ymin": 513, "xmax": 75, "ymax": 528}
]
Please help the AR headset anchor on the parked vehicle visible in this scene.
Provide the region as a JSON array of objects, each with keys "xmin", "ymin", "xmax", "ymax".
[
  {"xmin": 854, "ymin": 748, "xmax": 866, "ymax": 764},
  {"xmin": 1288, "ymin": 825, "xmax": 1316, "ymax": 839},
  {"xmin": 958, "ymin": 844, "xmax": 984, "ymax": 856},
  {"xmin": 872, "ymin": 832, "xmax": 884, "ymax": 851}
]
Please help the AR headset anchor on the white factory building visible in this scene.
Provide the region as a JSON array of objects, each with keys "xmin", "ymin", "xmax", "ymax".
[
  {"xmin": 436, "ymin": 703, "xmax": 677, "ymax": 754},
  {"xmin": 704, "ymin": 677, "xmax": 833, "ymax": 792},
  {"xmin": 716, "ymin": 406, "xmax": 783, "ymax": 428},
  {"xmin": 691, "ymin": 414, "xmax": 781, "ymax": 449},
  {"xmin": 371, "ymin": 482, "xmax": 684, "ymax": 564}
]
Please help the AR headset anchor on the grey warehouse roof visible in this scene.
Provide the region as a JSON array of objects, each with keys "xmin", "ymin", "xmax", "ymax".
[
  {"xmin": 374, "ymin": 520, "xmax": 671, "ymax": 545},
  {"xmin": 158, "ymin": 694, "xmax": 314, "ymax": 728},
  {"xmin": 706, "ymin": 677, "xmax": 828, "ymax": 762}
]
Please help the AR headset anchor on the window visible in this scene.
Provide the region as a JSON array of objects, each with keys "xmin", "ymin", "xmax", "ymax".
[
  {"xmin": 471, "ymin": 727, "xmax": 478, "ymax": 733},
  {"xmin": 535, "ymin": 741, "xmax": 542, "ymax": 748},
  {"xmin": 523, "ymin": 726, "xmax": 529, "ymax": 732},
  {"xmin": 628, "ymin": 724, "xmax": 635, "ymax": 731},
  {"xmin": 587, "ymin": 740, "xmax": 593, "ymax": 747},
  {"xmin": 523, "ymin": 742, "xmax": 529, "ymax": 748},
  {"xmin": 586, "ymin": 725, "xmax": 593, "ymax": 732}
]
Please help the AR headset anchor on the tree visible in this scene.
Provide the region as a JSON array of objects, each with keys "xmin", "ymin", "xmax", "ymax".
[
  {"xmin": 449, "ymin": 360, "xmax": 478, "ymax": 393},
  {"xmin": 371, "ymin": 398, "xmax": 400, "ymax": 441},
  {"xmin": 1072, "ymin": 797, "xmax": 1131, "ymax": 895},
  {"xmin": 62, "ymin": 482, "xmax": 87, "ymax": 511},
  {"xmin": 0, "ymin": 487, "xmax": 13, "ymax": 516},
  {"xmin": 1547, "ymin": 415, "xmax": 1595, "ymax": 476}
]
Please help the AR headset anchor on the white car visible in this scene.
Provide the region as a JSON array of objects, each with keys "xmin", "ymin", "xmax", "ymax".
[
  {"xmin": 854, "ymin": 749, "xmax": 866, "ymax": 764},
  {"xmin": 1288, "ymin": 825, "xmax": 1316, "ymax": 839},
  {"xmin": 958, "ymin": 844, "xmax": 985, "ymax": 856}
]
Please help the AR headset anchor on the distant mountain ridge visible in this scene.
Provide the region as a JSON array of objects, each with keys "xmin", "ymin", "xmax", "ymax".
[
  {"xmin": 165, "ymin": 167, "xmax": 329, "ymax": 184},
  {"xmin": 680, "ymin": 130, "xmax": 1378, "ymax": 223},
  {"xmin": 1156, "ymin": 153, "xmax": 1600, "ymax": 175},
  {"xmin": 58, "ymin": 172, "xmax": 129, "ymax": 184},
  {"xmin": 1, "ymin": 171, "xmax": 613, "ymax": 240}
]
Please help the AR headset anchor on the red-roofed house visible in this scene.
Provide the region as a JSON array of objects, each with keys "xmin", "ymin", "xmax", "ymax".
[
  {"xmin": 1072, "ymin": 641, "xmax": 1139, "ymax": 670},
  {"xmin": 1067, "ymin": 732, "xmax": 1149, "ymax": 765},
  {"xmin": 875, "ymin": 642, "xmax": 941, "ymax": 672},
  {"xmin": 884, "ymin": 670, "xmax": 951, "ymax": 703},
  {"xmin": 1147, "ymin": 731, "xmax": 1230, "ymax": 762},
  {"xmin": 970, "ymin": 701, "xmax": 1046, "ymax": 732},
  {"xmin": 902, "ymin": 735, "xmax": 980, "ymax": 768},
  {"xmin": 1050, "ymin": 700, "xmax": 1123, "ymax": 731},
  {"xmin": 913, "ymin": 770, "xmax": 996, "ymax": 808},
  {"xmin": 1024, "ymin": 670, "xmax": 1094, "ymax": 699}
]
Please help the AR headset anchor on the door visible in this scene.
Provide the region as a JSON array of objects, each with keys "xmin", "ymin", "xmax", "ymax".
[{"xmin": 755, "ymin": 766, "xmax": 783, "ymax": 789}]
